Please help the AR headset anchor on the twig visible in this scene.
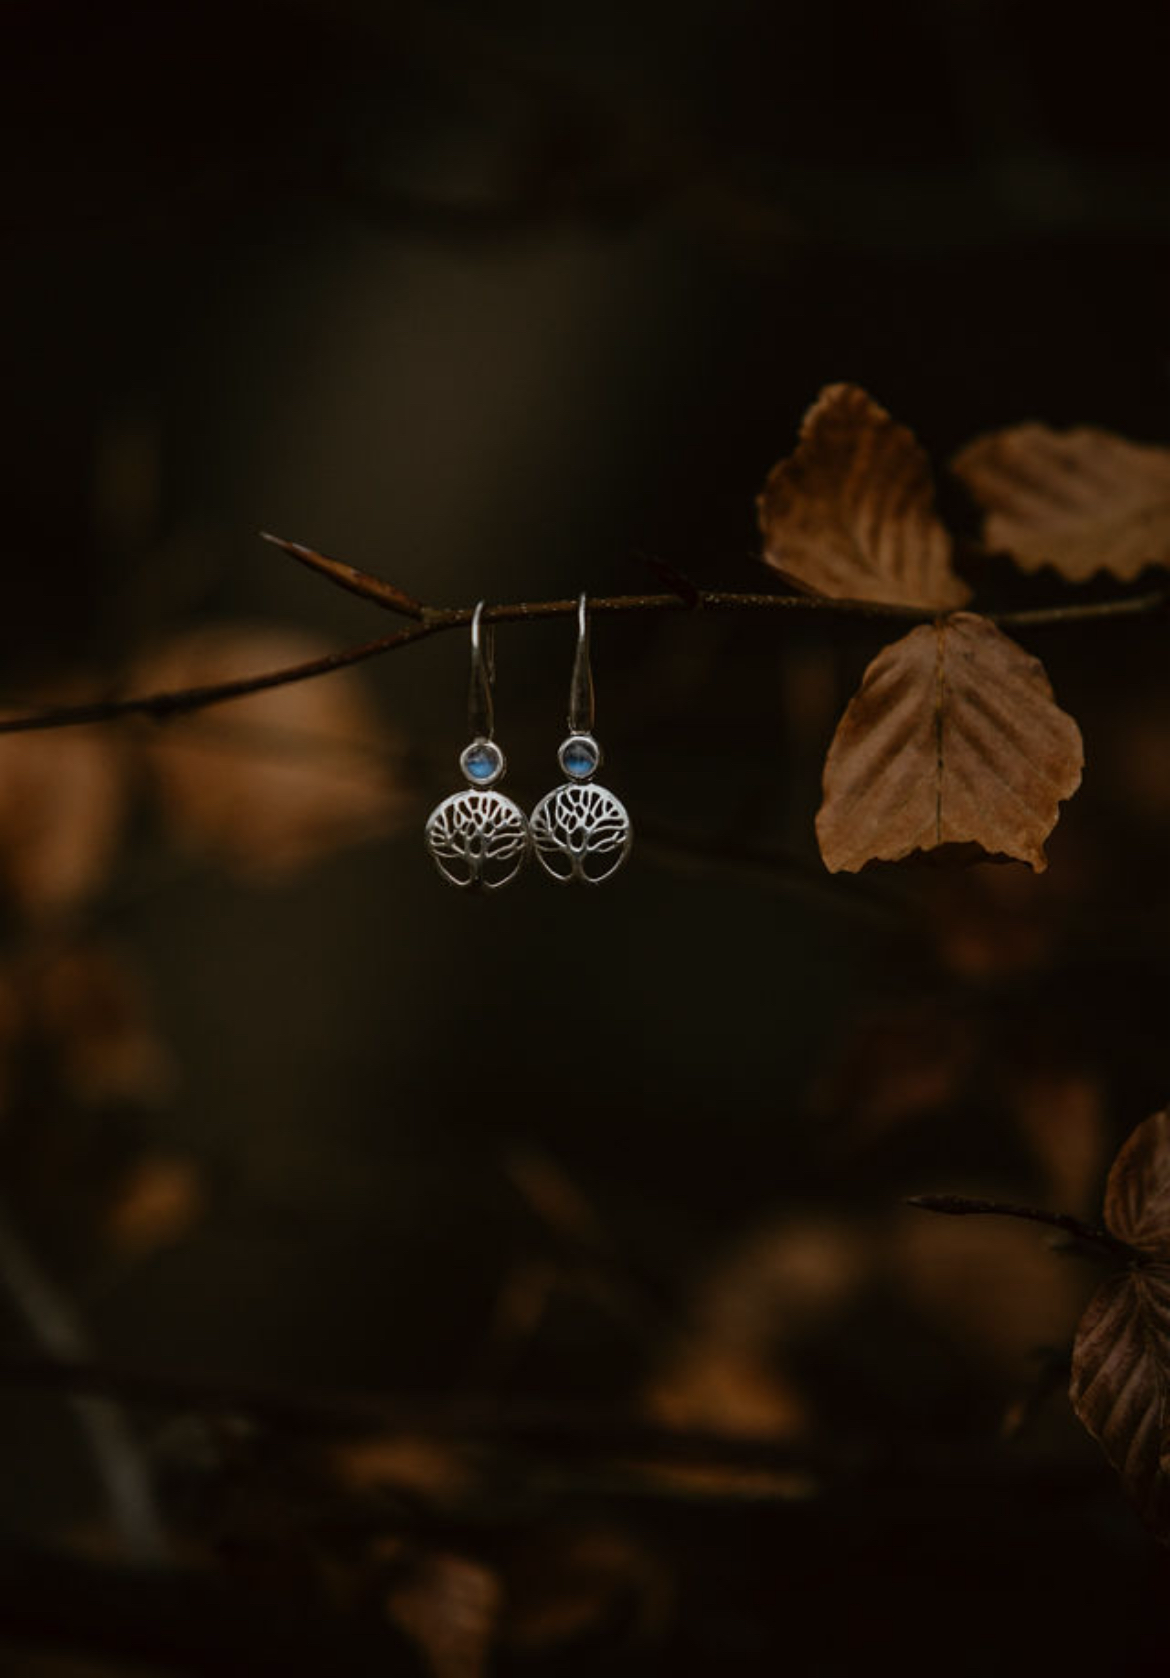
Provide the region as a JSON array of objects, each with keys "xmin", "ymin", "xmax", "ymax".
[
  {"xmin": 996, "ymin": 592, "xmax": 1170, "ymax": 628},
  {"xmin": 259, "ymin": 532, "xmax": 427, "ymax": 620},
  {"xmin": 0, "ymin": 1202, "xmax": 168, "ymax": 1565},
  {"xmin": 906, "ymin": 1194, "xmax": 1142, "ymax": 1265},
  {"xmin": 634, "ymin": 550, "xmax": 702, "ymax": 608},
  {"xmin": 0, "ymin": 627, "xmax": 430, "ymax": 735},
  {"xmin": 0, "ymin": 534, "xmax": 1164, "ymax": 740}
]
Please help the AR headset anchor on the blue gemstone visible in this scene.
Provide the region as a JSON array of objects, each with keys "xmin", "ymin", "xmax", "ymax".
[
  {"xmin": 462, "ymin": 742, "xmax": 502, "ymax": 783},
  {"xmin": 560, "ymin": 736, "xmax": 600, "ymax": 779}
]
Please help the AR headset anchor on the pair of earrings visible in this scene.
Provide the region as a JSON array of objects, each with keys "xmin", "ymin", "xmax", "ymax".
[{"xmin": 425, "ymin": 596, "xmax": 632, "ymax": 890}]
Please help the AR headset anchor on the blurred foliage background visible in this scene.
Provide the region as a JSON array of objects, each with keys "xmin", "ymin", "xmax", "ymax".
[{"xmin": 1, "ymin": 0, "xmax": 1169, "ymax": 1671}]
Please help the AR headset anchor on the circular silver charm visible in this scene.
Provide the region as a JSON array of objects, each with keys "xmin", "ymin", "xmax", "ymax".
[
  {"xmin": 426, "ymin": 788, "xmax": 530, "ymax": 890},
  {"xmin": 531, "ymin": 780, "xmax": 632, "ymax": 884}
]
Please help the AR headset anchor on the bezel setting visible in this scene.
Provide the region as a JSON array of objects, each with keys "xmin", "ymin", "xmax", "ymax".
[
  {"xmin": 557, "ymin": 732, "xmax": 602, "ymax": 781},
  {"xmin": 459, "ymin": 737, "xmax": 506, "ymax": 787}
]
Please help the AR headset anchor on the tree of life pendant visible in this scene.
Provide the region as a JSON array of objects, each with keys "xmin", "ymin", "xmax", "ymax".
[
  {"xmin": 425, "ymin": 737, "xmax": 530, "ymax": 890},
  {"xmin": 531, "ymin": 732, "xmax": 632, "ymax": 885}
]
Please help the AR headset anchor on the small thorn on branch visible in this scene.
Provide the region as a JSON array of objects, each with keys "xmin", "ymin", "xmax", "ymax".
[
  {"xmin": 260, "ymin": 531, "xmax": 427, "ymax": 620},
  {"xmin": 636, "ymin": 552, "xmax": 701, "ymax": 609}
]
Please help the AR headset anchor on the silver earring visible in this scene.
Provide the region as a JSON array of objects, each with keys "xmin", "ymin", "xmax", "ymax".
[
  {"xmin": 531, "ymin": 594, "xmax": 632, "ymax": 884},
  {"xmin": 425, "ymin": 602, "xmax": 531, "ymax": 889}
]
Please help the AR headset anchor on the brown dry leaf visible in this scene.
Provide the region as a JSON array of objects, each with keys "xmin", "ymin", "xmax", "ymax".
[
  {"xmin": 758, "ymin": 384, "xmax": 970, "ymax": 606},
  {"xmin": 386, "ymin": 1551, "xmax": 502, "ymax": 1678},
  {"xmin": 816, "ymin": 612, "xmax": 1083, "ymax": 873},
  {"xmin": 953, "ymin": 423, "xmax": 1170, "ymax": 582},
  {"xmin": 32, "ymin": 941, "xmax": 176, "ymax": 1106},
  {"xmin": 0, "ymin": 715, "xmax": 126, "ymax": 921},
  {"xmin": 1102, "ymin": 1110, "xmax": 1170, "ymax": 1248},
  {"xmin": 1070, "ymin": 1108, "xmax": 1170, "ymax": 1538},
  {"xmin": 133, "ymin": 624, "xmax": 412, "ymax": 882},
  {"xmin": 104, "ymin": 1154, "xmax": 204, "ymax": 1256}
]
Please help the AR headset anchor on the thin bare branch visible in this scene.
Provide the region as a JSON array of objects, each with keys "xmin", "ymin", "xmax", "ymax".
[
  {"xmin": 906, "ymin": 1193, "xmax": 1142, "ymax": 1265},
  {"xmin": 0, "ymin": 568, "xmax": 1165, "ymax": 740},
  {"xmin": 260, "ymin": 531, "xmax": 427, "ymax": 620},
  {"xmin": 997, "ymin": 590, "xmax": 1170, "ymax": 627},
  {"xmin": 0, "ymin": 627, "xmax": 432, "ymax": 736}
]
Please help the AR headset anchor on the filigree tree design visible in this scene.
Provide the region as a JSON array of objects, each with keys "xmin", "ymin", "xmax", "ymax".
[
  {"xmin": 531, "ymin": 783, "xmax": 632, "ymax": 884},
  {"xmin": 425, "ymin": 790, "xmax": 530, "ymax": 889}
]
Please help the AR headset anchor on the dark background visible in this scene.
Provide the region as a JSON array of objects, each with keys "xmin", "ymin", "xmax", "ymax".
[{"xmin": 1, "ymin": 0, "xmax": 1169, "ymax": 1671}]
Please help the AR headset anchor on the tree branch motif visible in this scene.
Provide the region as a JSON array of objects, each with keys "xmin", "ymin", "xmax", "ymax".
[
  {"xmin": 531, "ymin": 783, "xmax": 633, "ymax": 884},
  {"xmin": 425, "ymin": 790, "xmax": 531, "ymax": 890}
]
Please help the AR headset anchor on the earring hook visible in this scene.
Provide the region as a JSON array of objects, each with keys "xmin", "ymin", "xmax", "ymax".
[
  {"xmin": 468, "ymin": 600, "xmax": 495, "ymax": 740},
  {"xmin": 568, "ymin": 592, "xmax": 595, "ymax": 735}
]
